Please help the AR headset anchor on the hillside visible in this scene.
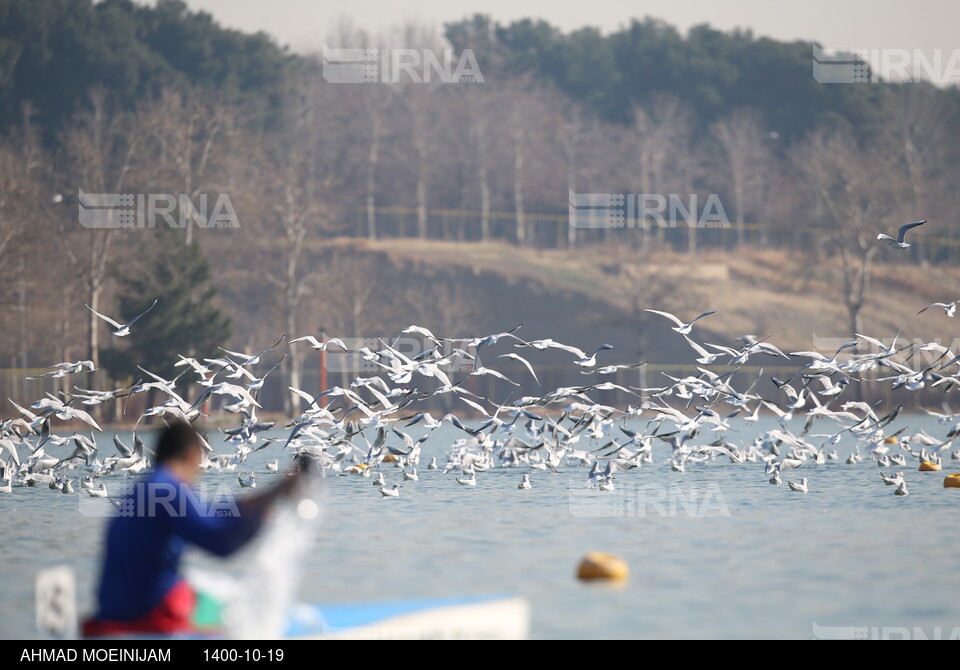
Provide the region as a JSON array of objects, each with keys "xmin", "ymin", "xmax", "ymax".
[{"xmin": 331, "ymin": 237, "xmax": 960, "ymax": 357}]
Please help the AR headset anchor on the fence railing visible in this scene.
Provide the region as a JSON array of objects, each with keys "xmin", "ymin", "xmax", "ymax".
[{"xmin": 351, "ymin": 206, "xmax": 960, "ymax": 263}]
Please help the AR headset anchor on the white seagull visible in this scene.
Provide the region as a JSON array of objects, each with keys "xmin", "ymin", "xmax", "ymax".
[
  {"xmin": 877, "ymin": 220, "xmax": 925, "ymax": 249},
  {"xmin": 645, "ymin": 309, "xmax": 717, "ymax": 335},
  {"xmin": 288, "ymin": 335, "xmax": 349, "ymax": 351},
  {"xmin": 518, "ymin": 474, "xmax": 532, "ymax": 489},
  {"xmin": 496, "ymin": 353, "xmax": 540, "ymax": 384},
  {"xmin": 379, "ymin": 483, "xmax": 401, "ymax": 497},
  {"xmin": 574, "ymin": 344, "xmax": 614, "ymax": 368},
  {"xmin": 85, "ymin": 298, "xmax": 158, "ymax": 337},
  {"xmin": 918, "ymin": 301, "xmax": 957, "ymax": 318},
  {"xmin": 879, "ymin": 472, "xmax": 905, "ymax": 486},
  {"xmin": 787, "ymin": 478, "xmax": 808, "ymax": 493},
  {"xmin": 456, "ymin": 471, "xmax": 477, "ymax": 486}
]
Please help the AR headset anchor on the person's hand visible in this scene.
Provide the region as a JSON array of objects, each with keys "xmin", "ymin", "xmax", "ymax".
[{"xmin": 275, "ymin": 468, "xmax": 301, "ymax": 497}]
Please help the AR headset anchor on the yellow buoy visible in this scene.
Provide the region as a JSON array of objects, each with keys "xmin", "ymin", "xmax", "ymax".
[
  {"xmin": 383, "ymin": 454, "xmax": 399, "ymax": 463},
  {"xmin": 884, "ymin": 436, "xmax": 899, "ymax": 444},
  {"xmin": 919, "ymin": 461, "xmax": 942, "ymax": 472},
  {"xmin": 944, "ymin": 474, "xmax": 960, "ymax": 488},
  {"xmin": 577, "ymin": 552, "xmax": 629, "ymax": 582}
]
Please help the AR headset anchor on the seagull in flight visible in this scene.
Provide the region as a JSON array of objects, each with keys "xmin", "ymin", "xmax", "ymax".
[
  {"xmin": 220, "ymin": 334, "xmax": 286, "ymax": 367},
  {"xmin": 877, "ymin": 220, "xmax": 925, "ymax": 249},
  {"xmin": 645, "ymin": 309, "xmax": 717, "ymax": 335},
  {"xmin": 574, "ymin": 344, "xmax": 614, "ymax": 368},
  {"xmin": 85, "ymin": 299, "xmax": 158, "ymax": 337},
  {"xmin": 289, "ymin": 335, "xmax": 349, "ymax": 351},
  {"xmin": 496, "ymin": 353, "xmax": 540, "ymax": 384},
  {"xmin": 918, "ymin": 301, "xmax": 957, "ymax": 318}
]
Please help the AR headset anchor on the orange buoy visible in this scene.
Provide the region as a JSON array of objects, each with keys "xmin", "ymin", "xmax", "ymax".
[
  {"xmin": 944, "ymin": 474, "xmax": 960, "ymax": 488},
  {"xmin": 382, "ymin": 454, "xmax": 399, "ymax": 463},
  {"xmin": 919, "ymin": 461, "xmax": 942, "ymax": 472},
  {"xmin": 883, "ymin": 436, "xmax": 898, "ymax": 444},
  {"xmin": 577, "ymin": 552, "xmax": 629, "ymax": 582}
]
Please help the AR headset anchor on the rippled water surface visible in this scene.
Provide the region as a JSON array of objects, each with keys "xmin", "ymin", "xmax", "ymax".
[{"xmin": 3, "ymin": 416, "xmax": 960, "ymax": 639}]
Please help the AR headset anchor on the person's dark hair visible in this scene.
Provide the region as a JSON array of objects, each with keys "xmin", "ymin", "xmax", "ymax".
[{"xmin": 154, "ymin": 420, "xmax": 203, "ymax": 465}]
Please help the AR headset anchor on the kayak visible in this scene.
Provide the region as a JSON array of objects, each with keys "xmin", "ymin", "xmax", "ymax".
[
  {"xmin": 284, "ymin": 594, "xmax": 529, "ymax": 640},
  {"xmin": 37, "ymin": 565, "xmax": 529, "ymax": 640}
]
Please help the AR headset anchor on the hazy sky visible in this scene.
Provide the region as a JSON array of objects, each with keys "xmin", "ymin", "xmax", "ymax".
[{"xmin": 175, "ymin": 0, "xmax": 960, "ymax": 52}]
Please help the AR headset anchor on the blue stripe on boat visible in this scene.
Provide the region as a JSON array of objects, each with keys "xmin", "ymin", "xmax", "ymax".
[{"xmin": 285, "ymin": 594, "xmax": 509, "ymax": 637}]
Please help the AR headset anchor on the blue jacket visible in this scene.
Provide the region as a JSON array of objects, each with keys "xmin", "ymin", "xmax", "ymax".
[{"xmin": 95, "ymin": 466, "xmax": 263, "ymax": 621}]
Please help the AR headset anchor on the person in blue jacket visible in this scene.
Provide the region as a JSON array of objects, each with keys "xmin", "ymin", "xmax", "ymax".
[{"xmin": 83, "ymin": 420, "xmax": 299, "ymax": 636}]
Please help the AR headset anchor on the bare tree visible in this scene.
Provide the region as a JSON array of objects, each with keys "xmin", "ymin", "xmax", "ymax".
[
  {"xmin": 364, "ymin": 92, "xmax": 387, "ymax": 240},
  {"xmin": 265, "ymin": 172, "xmax": 324, "ymax": 412},
  {"xmin": 711, "ymin": 108, "xmax": 772, "ymax": 246},
  {"xmin": 633, "ymin": 95, "xmax": 694, "ymax": 249},
  {"xmin": 560, "ymin": 114, "xmax": 582, "ymax": 250},
  {"xmin": 138, "ymin": 88, "xmax": 232, "ymax": 245},
  {"xmin": 512, "ymin": 103, "xmax": 527, "ymax": 246},
  {"xmin": 467, "ymin": 95, "xmax": 492, "ymax": 243},
  {"xmin": 879, "ymin": 86, "xmax": 951, "ymax": 253},
  {"xmin": 59, "ymin": 90, "xmax": 140, "ymax": 376},
  {"xmin": 0, "ymin": 107, "xmax": 46, "ymax": 368},
  {"xmin": 794, "ymin": 129, "xmax": 899, "ymax": 340}
]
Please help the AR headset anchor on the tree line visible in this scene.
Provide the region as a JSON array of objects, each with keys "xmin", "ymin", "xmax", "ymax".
[{"xmin": 0, "ymin": 0, "xmax": 957, "ymax": 410}]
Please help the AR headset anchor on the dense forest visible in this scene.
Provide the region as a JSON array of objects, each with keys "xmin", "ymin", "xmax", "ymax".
[{"xmin": 0, "ymin": 0, "xmax": 957, "ymax": 409}]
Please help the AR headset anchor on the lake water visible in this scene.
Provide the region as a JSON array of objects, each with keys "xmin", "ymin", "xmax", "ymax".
[{"xmin": 3, "ymin": 415, "xmax": 960, "ymax": 639}]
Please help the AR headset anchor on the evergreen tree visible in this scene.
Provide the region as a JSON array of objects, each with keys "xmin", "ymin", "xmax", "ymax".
[{"xmin": 101, "ymin": 227, "xmax": 231, "ymax": 389}]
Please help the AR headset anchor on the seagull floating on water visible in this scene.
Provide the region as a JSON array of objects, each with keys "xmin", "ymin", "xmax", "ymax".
[
  {"xmin": 879, "ymin": 472, "xmax": 905, "ymax": 486},
  {"xmin": 456, "ymin": 471, "xmax": 477, "ymax": 486}
]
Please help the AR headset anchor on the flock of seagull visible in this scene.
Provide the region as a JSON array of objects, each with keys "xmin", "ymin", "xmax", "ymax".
[{"xmin": 0, "ymin": 219, "xmax": 957, "ymax": 506}]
